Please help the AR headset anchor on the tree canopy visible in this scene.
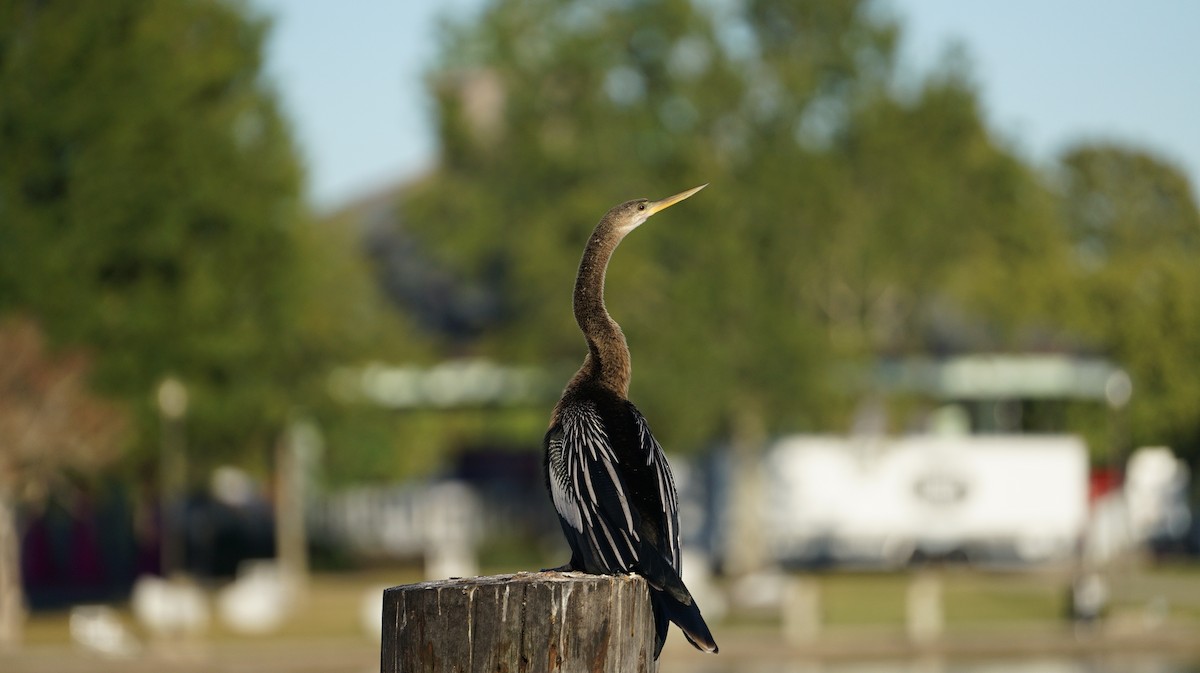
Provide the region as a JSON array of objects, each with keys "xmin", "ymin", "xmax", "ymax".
[
  {"xmin": 401, "ymin": 0, "xmax": 1092, "ymax": 452},
  {"xmin": 1055, "ymin": 145, "xmax": 1200, "ymax": 458},
  {"xmin": 4, "ymin": 0, "xmax": 1198, "ymax": 482},
  {"xmin": 0, "ymin": 0, "xmax": 413, "ymax": 477}
]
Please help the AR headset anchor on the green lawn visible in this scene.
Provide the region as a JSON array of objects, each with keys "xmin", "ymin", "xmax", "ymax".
[
  {"xmin": 766, "ymin": 564, "xmax": 1200, "ymax": 631},
  {"xmin": 15, "ymin": 563, "xmax": 1200, "ymax": 647}
]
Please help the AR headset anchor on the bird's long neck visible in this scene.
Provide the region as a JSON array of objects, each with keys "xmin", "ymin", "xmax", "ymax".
[{"xmin": 569, "ymin": 224, "xmax": 631, "ymax": 397}]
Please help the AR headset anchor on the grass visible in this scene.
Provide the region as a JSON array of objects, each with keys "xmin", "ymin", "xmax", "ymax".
[
  {"xmin": 942, "ymin": 572, "xmax": 1067, "ymax": 626},
  {"xmin": 790, "ymin": 570, "xmax": 1070, "ymax": 630},
  {"xmin": 801, "ymin": 566, "xmax": 1065, "ymax": 628},
  {"xmin": 13, "ymin": 563, "xmax": 1200, "ymax": 650},
  {"xmin": 819, "ymin": 572, "xmax": 910, "ymax": 626},
  {"xmin": 19, "ymin": 567, "xmax": 425, "ymax": 648},
  {"xmin": 750, "ymin": 564, "xmax": 1200, "ymax": 632}
]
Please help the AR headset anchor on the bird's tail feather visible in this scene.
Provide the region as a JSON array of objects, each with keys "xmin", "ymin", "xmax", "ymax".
[
  {"xmin": 652, "ymin": 584, "xmax": 718, "ymax": 654},
  {"xmin": 651, "ymin": 597, "xmax": 669, "ymax": 658},
  {"xmin": 643, "ymin": 554, "xmax": 718, "ymax": 656},
  {"xmin": 637, "ymin": 539, "xmax": 718, "ymax": 656}
]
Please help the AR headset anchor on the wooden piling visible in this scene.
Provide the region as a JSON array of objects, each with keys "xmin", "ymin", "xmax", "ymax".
[{"xmin": 381, "ymin": 571, "xmax": 655, "ymax": 673}]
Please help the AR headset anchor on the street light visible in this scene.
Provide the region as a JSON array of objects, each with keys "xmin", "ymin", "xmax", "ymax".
[{"xmin": 156, "ymin": 377, "xmax": 188, "ymax": 577}]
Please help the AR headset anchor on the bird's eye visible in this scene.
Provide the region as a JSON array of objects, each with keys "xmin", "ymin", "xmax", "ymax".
[{"xmin": 637, "ymin": 203, "xmax": 646, "ymax": 211}]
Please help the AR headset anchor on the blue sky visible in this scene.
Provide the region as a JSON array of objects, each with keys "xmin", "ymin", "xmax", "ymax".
[{"xmin": 249, "ymin": 0, "xmax": 1200, "ymax": 211}]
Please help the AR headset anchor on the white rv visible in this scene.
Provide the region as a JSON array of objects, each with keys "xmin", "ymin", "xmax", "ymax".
[{"xmin": 762, "ymin": 435, "xmax": 1090, "ymax": 567}]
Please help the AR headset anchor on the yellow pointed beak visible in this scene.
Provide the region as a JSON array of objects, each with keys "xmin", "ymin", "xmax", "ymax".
[{"xmin": 645, "ymin": 183, "xmax": 707, "ymax": 217}]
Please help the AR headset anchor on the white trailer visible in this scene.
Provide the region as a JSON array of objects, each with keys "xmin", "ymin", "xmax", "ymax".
[{"xmin": 762, "ymin": 434, "xmax": 1090, "ymax": 567}]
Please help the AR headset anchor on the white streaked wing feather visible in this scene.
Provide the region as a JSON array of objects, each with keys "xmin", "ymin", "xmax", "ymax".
[
  {"xmin": 560, "ymin": 402, "xmax": 639, "ymax": 571},
  {"xmin": 547, "ymin": 434, "xmax": 584, "ymax": 532}
]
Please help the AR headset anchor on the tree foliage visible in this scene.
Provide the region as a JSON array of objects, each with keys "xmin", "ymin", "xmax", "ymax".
[
  {"xmin": 0, "ymin": 0, "xmax": 372, "ymax": 474},
  {"xmin": 5, "ymin": 0, "xmax": 1197, "ymax": 481},
  {"xmin": 403, "ymin": 0, "xmax": 1068, "ymax": 449},
  {"xmin": 1056, "ymin": 145, "xmax": 1200, "ymax": 458}
]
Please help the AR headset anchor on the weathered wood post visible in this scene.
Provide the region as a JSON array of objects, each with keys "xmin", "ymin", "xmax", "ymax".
[{"xmin": 381, "ymin": 571, "xmax": 655, "ymax": 673}]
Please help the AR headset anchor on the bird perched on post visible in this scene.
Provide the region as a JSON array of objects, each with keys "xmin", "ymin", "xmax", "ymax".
[{"xmin": 543, "ymin": 184, "xmax": 718, "ymax": 658}]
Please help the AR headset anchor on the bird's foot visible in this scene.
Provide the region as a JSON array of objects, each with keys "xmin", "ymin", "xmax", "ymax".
[{"xmin": 540, "ymin": 563, "xmax": 577, "ymax": 573}]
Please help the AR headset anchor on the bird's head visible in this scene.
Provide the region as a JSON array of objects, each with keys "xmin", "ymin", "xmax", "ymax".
[{"xmin": 605, "ymin": 184, "xmax": 707, "ymax": 237}]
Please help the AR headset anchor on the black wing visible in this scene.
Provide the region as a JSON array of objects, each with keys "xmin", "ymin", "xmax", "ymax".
[
  {"xmin": 626, "ymin": 401, "xmax": 682, "ymax": 573},
  {"xmin": 547, "ymin": 400, "xmax": 645, "ymax": 573}
]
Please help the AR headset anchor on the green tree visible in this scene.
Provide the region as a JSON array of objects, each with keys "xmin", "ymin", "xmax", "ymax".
[
  {"xmin": 1056, "ymin": 144, "xmax": 1200, "ymax": 463},
  {"xmin": 403, "ymin": 0, "xmax": 1062, "ymax": 449},
  {"xmin": 295, "ymin": 206, "xmax": 440, "ymax": 483},
  {"xmin": 0, "ymin": 0, "xmax": 310, "ymax": 473}
]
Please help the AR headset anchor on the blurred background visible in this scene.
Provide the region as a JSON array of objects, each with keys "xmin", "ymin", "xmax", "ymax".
[{"xmin": 1, "ymin": 0, "xmax": 1198, "ymax": 671}]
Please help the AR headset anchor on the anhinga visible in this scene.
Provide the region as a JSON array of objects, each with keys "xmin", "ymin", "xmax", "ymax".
[{"xmin": 543, "ymin": 184, "xmax": 718, "ymax": 658}]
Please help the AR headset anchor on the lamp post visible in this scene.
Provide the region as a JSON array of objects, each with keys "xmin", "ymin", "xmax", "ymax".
[
  {"xmin": 276, "ymin": 418, "xmax": 320, "ymax": 590},
  {"xmin": 157, "ymin": 377, "xmax": 188, "ymax": 577}
]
